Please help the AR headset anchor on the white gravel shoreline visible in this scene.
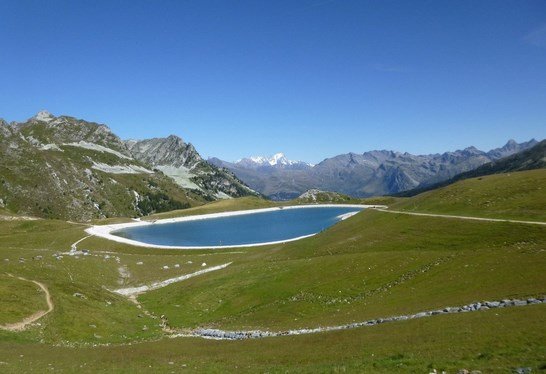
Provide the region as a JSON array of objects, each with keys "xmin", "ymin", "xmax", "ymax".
[{"xmin": 86, "ymin": 204, "xmax": 386, "ymax": 249}]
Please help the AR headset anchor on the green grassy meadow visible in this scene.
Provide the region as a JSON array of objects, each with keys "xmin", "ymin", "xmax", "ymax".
[
  {"xmin": 0, "ymin": 170, "xmax": 544, "ymax": 372},
  {"xmin": 391, "ymin": 169, "xmax": 546, "ymax": 221}
]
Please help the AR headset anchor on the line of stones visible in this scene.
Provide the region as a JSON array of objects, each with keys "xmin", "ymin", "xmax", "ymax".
[{"xmin": 181, "ymin": 297, "xmax": 545, "ymax": 340}]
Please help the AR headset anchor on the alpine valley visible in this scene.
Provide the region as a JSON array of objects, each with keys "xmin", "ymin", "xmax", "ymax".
[
  {"xmin": 3, "ymin": 3, "xmax": 546, "ymax": 372},
  {"xmin": 1, "ymin": 111, "xmax": 545, "ymax": 373}
]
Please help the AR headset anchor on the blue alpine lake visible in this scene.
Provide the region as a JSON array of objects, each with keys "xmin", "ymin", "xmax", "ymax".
[{"xmin": 112, "ymin": 206, "xmax": 363, "ymax": 247}]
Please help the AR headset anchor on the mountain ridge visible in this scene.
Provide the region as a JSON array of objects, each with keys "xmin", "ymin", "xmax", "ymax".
[
  {"xmin": 210, "ymin": 139, "xmax": 539, "ymax": 200},
  {"xmin": 395, "ymin": 139, "xmax": 546, "ymax": 197},
  {"xmin": 0, "ymin": 111, "xmax": 257, "ymax": 220}
]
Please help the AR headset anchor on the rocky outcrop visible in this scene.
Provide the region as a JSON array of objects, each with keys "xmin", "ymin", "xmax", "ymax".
[
  {"xmin": 126, "ymin": 135, "xmax": 202, "ymax": 170},
  {"xmin": 126, "ymin": 136, "xmax": 258, "ymax": 199},
  {"xmin": 0, "ymin": 119, "xmax": 12, "ymax": 137},
  {"xmin": 297, "ymin": 189, "xmax": 353, "ymax": 203}
]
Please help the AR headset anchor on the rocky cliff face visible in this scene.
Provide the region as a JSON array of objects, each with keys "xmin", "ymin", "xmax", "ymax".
[
  {"xmin": 211, "ymin": 139, "xmax": 539, "ymax": 199},
  {"xmin": 125, "ymin": 136, "xmax": 202, "ymax": 169},
  {"xmin": 125, "ymin": 136, "xmax": 258, "ymax": 200}
]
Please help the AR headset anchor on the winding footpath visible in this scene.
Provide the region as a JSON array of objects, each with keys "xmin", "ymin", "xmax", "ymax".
[
  {"xmin": 372, "ymin": 208, "xmax": 546, "ymax": 226},
  {"xmin": 0, "ymin": 274, "xmax": 54, "ymax": 332}
]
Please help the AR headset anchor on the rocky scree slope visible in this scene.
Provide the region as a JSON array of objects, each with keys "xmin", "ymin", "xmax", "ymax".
[
  {"xmin": 125, "ymin": 136, "xmax": 257, "ymax": 200},
  {"xmin": 211, "ymin": 139, "xmax": 539, "ymax": 200},
  {"xmin": 0, "ymin": 111, "xmax": 253, "ymax": 221}
]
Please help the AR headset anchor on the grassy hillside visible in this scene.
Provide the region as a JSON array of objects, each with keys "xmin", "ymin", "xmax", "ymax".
[
  {"xmin": 391, "ymin": 169, "xmax": 546, "ymax": 221},
  {"xmin": 139, "ymin": 210, "xmax": 545, "ymax": 331},
  {"xmin": 0, "ymin": 275, "xmax": 49, "ymax": 326},
  {"xmin": 0, "ymin": 134, "xmax": 205, "ymax": 221},
  {"xmin": 1, "ymin": 306, "xmax": 544, "ymax": 372},
  {"xmin": 0, "ymin": 170, "xmax": 544, "ymax": 372}
]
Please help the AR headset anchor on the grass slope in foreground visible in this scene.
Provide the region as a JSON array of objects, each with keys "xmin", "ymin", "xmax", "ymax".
[
  {"xmin": 391, "ymin": 169, "xmax": 546, "ymax": 221},
  {"xmin": 0, "ymin": 170, "xmax": 544, "ymax": 372}
]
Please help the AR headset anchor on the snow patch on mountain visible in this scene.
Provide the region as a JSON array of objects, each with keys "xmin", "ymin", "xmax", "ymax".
[
  {"xmin": 91, "ymin": 162, "xmax": 153, "ymax": 174},
  {"xmin": 155, "ymin": 165, "xmax": 203, "ymax": 191},
  {"xmin": 64, "ymin": 141, "xmax": 132, "ymax": 160}
]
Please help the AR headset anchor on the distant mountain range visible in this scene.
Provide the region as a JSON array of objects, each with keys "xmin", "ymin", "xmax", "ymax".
[
  {"xmin": 209, "ymin": 139, "xmax": 540, "ymax": 200},
  {"xmin": 397, "ymin": 139, "xmax": 546, "ymax": 197},
  {"xmin": 0, "ymin": 111, "xmax": 256, "ymax": 220}
]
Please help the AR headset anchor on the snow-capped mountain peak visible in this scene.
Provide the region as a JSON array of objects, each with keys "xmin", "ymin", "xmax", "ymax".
[
  {"xmin": 249, "ymin": 156, "xmax": 268, "ymax": 164},
  {"xmin": 269, "ymin": 152, "xmax": 290, "ymax": 166},
  {"xmin": 237, "ymin": 153, "xmax": 310, "ymax": 167}
]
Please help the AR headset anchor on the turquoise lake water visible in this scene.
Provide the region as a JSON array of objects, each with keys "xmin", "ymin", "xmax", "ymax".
[{"xmin": 112, "ymin": 206, "xmax": 363, "ymax": 247}]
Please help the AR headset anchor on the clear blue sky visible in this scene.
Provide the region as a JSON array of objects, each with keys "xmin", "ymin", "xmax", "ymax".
[{"xmin": 1, "ymin": 0, "xmax": 545, "ymax": 163}]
